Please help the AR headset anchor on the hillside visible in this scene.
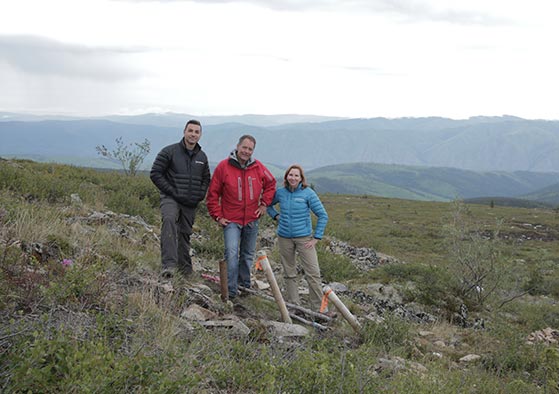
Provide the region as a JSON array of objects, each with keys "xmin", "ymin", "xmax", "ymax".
[
  {"xmin": 307, "ymin": 162, "xmax": 559, "ymax": 202},
  {"xmin": 1, "ymin": 159, "xmax": 559, "ymax": 392},
  {"xmin": 2, "ymin": 114, "xmax": 559, "ymax": 173},
  {"xmin": 521, "ymin": 182, "xmax": 559, "ymax": 205}
]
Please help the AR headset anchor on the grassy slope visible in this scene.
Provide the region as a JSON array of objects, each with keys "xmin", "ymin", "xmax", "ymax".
[
  {"xmin": 308, "ymin": 162, "xmax": 559, "ymax": 202},
  {"xmin": 1, "ymin": 159, "xmax": 559, "ymax": 393},
  {"xmin": 522, "ymin": 182, "xmax": 559, "ymax": 205}
]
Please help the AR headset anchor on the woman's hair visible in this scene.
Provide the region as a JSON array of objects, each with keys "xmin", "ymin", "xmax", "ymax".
[{"xmin": 283, "ymin": 164, "xmax": 308, "ymax": 189}]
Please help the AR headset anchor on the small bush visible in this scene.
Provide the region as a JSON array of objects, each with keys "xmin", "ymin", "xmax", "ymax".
[
  {"xmin": 377, "ymin": 263, "xmax": 460, "ymax": 313},
  {"xmin": 317, "ymin": 244, "xmax": 360, "ymax": 282},
  {"xmin": 442, "ymin": 200, "xmax": 508, "ymax": 310},
  {"xmin": 361, "ymin": 313, "xmax": 412, "ymax": 354}
]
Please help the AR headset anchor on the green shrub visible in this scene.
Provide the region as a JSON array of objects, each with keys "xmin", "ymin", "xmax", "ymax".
[
  {"xmin": 360, "ymin": 313, "xmax": 412, "ymax": 354},
  {"xmin": 317, "ymin": 244, "xmax": 360, "ymax": 282},
  {"xmin": 46, "ymin": 234, "xmax": 73, "ymax": 256},
  {"xmin": 42, "ymin": 258, "xmax": 109, "ymax": 308},
  {"xmin": 441, "ymin": 200, "xmax": 508, "ymax": 310},
  {"xmin": 6, "ymin": 326, "xmax": 198, "ymax": 393},
  {"xmin": 376, "ymin": 263, "xmax": 460, "ymax": 313},
  {"xmin": 0, "ymin": 159, "xmax": 160, "ymax": 223}
]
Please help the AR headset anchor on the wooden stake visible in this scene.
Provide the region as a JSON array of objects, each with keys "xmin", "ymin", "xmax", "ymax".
[
  {"xmin": 323, "ymin": 286, "xmax": 361, "ymax": 333},
  {"xmin": 219, "ymin": 259, "xmax": 228, "ymax": 302},
  {"xmin": 289, "ymin": 313, "xmax": 329, "ymax": 330},
  {"xmin": 239, "ymin": 286, "xmax": 332, "ymax": 322},
  {"xmin": 257, "ymin": 250, "xmax": 292, "ymax": 323}
]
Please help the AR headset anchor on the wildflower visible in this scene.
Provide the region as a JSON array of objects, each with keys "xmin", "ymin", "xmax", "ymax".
[{"xmin": 61, "ymin": 258, "xmax": 73, "ymax": 268}]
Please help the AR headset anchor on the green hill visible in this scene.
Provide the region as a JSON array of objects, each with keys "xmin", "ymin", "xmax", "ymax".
[
  {"xmin": 307, "ymin": 162, "xmax": 559, "ymax": 201},
  {"xmin": 521, "ymin": 182, "xmax": 559, "ymax": 205}
]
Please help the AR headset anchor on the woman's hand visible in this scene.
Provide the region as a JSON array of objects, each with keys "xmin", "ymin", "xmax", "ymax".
[{"xmin": 304, "ymin": 238, "xmax": 318, "ymax": 249}]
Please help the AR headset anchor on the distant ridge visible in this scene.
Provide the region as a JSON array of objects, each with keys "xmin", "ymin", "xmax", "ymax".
[
  {"xmin": 2, "ymin": 112, "xmax": 559, "ymax": 203},
  {"xmin": 521, "ymin": 182, "xmax": 559, "ymax": 205},
  {"xmin": 0, "ymin": 112, "xmax": 344, "ymax": 128},
  {"xmin": 306, "ymin": 162, "xmax": 559, "ymax": 202}
]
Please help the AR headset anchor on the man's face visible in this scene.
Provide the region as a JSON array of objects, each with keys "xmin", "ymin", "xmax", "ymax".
[
  {"xmin": 183, "ymin": 124, "xmax": 202, "ymax": 148},
  {"xmin": 237, "ymin": 138, "xmax": 255, "ymax": 164}
]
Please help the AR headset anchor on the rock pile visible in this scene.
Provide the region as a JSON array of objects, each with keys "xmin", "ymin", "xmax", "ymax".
[
  {"xmin": 526, "ymin": 327, "xmax": 559, "ymax": 345},
  {"xmin": 326, "ymin": 239, "xmax": 399, "ymax": 270}
]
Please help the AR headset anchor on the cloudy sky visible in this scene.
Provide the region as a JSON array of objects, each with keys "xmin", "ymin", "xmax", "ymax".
[{"xmin": 1, "ymin": 0, "xmax": 558, "ymax": 119}]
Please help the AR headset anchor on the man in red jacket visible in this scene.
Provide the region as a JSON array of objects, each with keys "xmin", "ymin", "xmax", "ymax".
[{"xmin": 207, "ymin": 135, "xmax": 276, "ymax": 299}]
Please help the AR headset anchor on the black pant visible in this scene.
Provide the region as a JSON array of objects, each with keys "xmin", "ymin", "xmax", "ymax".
[{"xmin": 160, "ymin": 195, "xmax": 195, "ymax": 274}]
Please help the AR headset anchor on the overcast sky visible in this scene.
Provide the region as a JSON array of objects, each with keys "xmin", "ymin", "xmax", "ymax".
[{"xmin": 1, "ymin": 0, "xmax": 558, "ymax": 119}]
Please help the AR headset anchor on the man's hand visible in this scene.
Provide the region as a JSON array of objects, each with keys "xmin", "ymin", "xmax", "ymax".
[
  {"xmin": 217, "ymin": 217, "xmax": 230, "ymax": 227},
  {"xmin": 255, "ymin": 205, "xmax": 267, "ymax": 217}
]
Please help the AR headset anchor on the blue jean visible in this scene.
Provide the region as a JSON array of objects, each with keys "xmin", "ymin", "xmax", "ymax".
[{"xmin": 223, "ymin": 220, "xmax": 259, "ymax": 297}]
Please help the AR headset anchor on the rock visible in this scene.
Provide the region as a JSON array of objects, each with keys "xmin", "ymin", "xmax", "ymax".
[
  {"xmin": 409, "ymin": 361, "xmax": 428, "ymax": 374},
  {"xmin": 366, "ymin": 283, "xmax": 403, "ymax": 303},
  {"xmin": 328, "ymin": 282, "xmax": 348, "ymax": 293},
  {"xmin": 364, "ymin": 313, "xmax": 385, "ymax": 324},
  {"xmin": 374, "ymin": 357, "xmax": 407, "ymax": 375},
  {"xmin": 459, "ymin": 354, "xmax": 481, "ymax": 363},
  {"xmin": 181, "ymin": 304, "xmax": 218, "ymax": 321},
  {"xmin": 70, "ymin": 193, "xmax": 83, "ymax": 205},
  {"xmin": 254, "ymin": 279, "xmax": 270, "ymax": 290},
  {"xmin": 434, "ymin": 340, "xmax": 446, "ymax": 348},
  {"xmin": 261, "ymin": 320, "xmax": 310, "ymax": 337},
  {"xmin": 526, "ymin": 327, "xmax": 559, "ymax": 345},
  {"xmin": 327, "ymin": 240, "xmax": 381, "ymax": 270},
  {"xmin": 191, "ymin": 283, "xmax": 213, "ymax": 294},
  {"xmin": 418, "ymin": 330, "xmax": 434, "ymax": 337},
  {"xmin": 374, "ymin": 357, "xmax": 428, "ymax": 375},
  {"xmin": 200, "ymin": 320, "xmax": 251, "ymax": 336}
]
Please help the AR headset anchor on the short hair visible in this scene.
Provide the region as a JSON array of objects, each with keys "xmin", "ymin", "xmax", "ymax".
[
  {"xmin": 283, "ymin": 164, "xmax": 308, "ymax": 189},
  {"xmin": 184, "ymin": 119, "xmax": 202, "ymax": 132},
  {"xmin": 237, "ymin": 134, "xmax": 256, "ymax": 147}
]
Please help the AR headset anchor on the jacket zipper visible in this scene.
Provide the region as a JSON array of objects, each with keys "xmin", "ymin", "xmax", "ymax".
[{"xmin": 237, "ymin": 177, "xmax": 242, "ymax": 201}]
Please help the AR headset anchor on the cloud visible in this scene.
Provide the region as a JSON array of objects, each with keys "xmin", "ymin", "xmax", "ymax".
[
  {"xmin": 121, "ymin": 0, "xmax": 509, "ymax": 25},
  {"xmin": 0, "ymin": 35, "xmax": 147, "ymax": 81}
]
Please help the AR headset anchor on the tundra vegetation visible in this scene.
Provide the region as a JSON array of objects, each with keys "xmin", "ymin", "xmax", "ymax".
[{"xmin": 1, "ymin": 158, "xmax": 558, "ymax": 393}]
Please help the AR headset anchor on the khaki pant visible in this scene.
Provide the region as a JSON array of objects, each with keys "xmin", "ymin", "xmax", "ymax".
[{"xmin": 278, "ymin": 236, "xmax": 323, "ymax": 311}]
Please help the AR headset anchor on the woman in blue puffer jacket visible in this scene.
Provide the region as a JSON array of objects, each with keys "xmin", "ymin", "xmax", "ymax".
[{"xmin": 267, "ymin": 164, "xmax": 329, "ymax": 313}]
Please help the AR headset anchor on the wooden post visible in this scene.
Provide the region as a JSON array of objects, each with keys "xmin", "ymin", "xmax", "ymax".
[
  {"xmin": 239, "ymin": 286, "xmax": 332, "ymax": 322},
  {"xmin": 219, "ymin": 259, "xmax": 228, "ymax": 302},
  {"xmin": 257, "ymin": 250, "xmax": 292, "ymax": 323},
  {"xmin": 323, "ymin": 285, "xmax": 361, "ymax": 333}
]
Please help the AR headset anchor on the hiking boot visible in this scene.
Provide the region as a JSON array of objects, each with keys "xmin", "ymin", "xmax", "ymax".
[
  {"xmin": 160, "ymin": 268, "xmax": 175, "ymax": 279},
  {"xmin": 178, "ymin": 267, "xmax": 193, "ymax": 278},
  {"xmin": 239, "ymin": 286, "xmax": 252, "ymax": 297}
]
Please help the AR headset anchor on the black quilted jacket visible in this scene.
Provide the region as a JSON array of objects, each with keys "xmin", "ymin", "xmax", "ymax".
[{"xmin": 150, "ymin": 139, "xmax": 210, "ymax": 207}]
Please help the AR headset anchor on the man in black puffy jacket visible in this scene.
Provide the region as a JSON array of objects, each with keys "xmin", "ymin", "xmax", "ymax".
[{"xmin": 150, "ymin": 119, "xmax": 210, "ymax": 277}]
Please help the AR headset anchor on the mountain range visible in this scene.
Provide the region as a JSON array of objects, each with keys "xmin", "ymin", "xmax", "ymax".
[{"xmin": 1, "ymin": 112, "xmax": 559, "ymax": 204}]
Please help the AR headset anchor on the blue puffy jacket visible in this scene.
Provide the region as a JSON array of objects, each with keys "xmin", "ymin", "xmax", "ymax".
[{"xmin": 267, "ymin": 184, "xmax": 328, "ymax": 239}]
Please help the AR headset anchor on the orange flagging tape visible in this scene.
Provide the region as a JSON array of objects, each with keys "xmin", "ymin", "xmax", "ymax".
[
  {"xmin": 255, "ymin": 255, "xmax": 267, "ymax": 271},
  {"xmin": 320, "ymin": 288, "xmax": 332, "ymax": 313},
  {"xmin": 201, "ymin": 273, "xmax": 220, "ymax": 283}
]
